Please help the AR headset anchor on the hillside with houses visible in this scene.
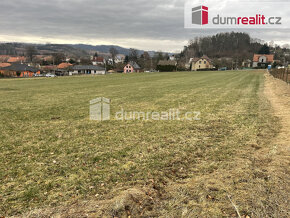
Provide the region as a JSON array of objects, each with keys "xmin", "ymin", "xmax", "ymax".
[{"xmin": 0, "ymin": 32, "xmax": 289, "ymax": 78}]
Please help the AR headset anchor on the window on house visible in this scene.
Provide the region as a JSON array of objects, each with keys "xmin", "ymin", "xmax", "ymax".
[
  {"xmin": 199, "ymin": 61, "xmax": 201, "ymax": 64},
  {"xmin": 204, "ymin": 61, "xmax": 206, "ymax": 64}
]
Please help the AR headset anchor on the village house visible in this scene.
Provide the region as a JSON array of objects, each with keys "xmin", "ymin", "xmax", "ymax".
[
  {"xmin": 242, "ymin": 59, "xmax": 252, "ymax": 68},
  {"xmin": 115, "ymin": 54, "xmax": 125, "ymax": 63},
  {"xmin": 252, "ymin": 54, "xmax": 274, "ymax": 68},
  {"xmin": 0, "ymin": 63, "xmax": 40, "ymax": 77},
  {"xmin": 54, "ymin": 62, "xmax": 73, "ymax": 76},
  {"xmin": 190, "ymin": 55, "xmax": 213, "ymax": 71},
  {"xmin": 7, "ymin": 56, "xmax": 27, "ymax": 63},
  {"xmin": 124, "ymin": 62, "xmax": 141, "ymax": 73},
  {"xmin": 169, "ymin": 55, "xmax": 176, "ymax": 61},
  {"xmin": 41, "ymin": 65, "xmax": 57, "ymax": 74},
  {"xmin": 58, "ymin": 62, "xmax": 73, "ymax": 69},
  {"xmin": 0, "ymin": 63, "xmax": 11, "ymax": 68},
  {"xmin": 69, "ymin": 65, "xmax": 106, "ymax": 76},
  {"xmin": 92, "ymin": 57, "xmax": 105, "ymax": 65},
  {"xmin": 35, "ymin": 55, "xmax": 53, "ymax": 62}
]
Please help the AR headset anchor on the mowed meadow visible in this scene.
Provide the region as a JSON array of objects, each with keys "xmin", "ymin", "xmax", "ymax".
[{"xmin": 0, "ymin": 71, "xmax": 280, "ymax": 216}]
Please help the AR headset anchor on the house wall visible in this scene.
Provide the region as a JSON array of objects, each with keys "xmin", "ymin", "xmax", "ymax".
[
  {"xmin": 69, "ymin": 69, "xmax": 105, "ymax": 76},
  {"xmin": 124, "ymin": 64, "xmax": 134, "ymax": 73},
  {"xmin": 258, "ymin": 56, "xmax": 267, "ymax": 63},
  {"xmin": 191, "ymin": 58, "xmax": 212, "ymax": 71},
  {"xmin": 0, "ymin": 70, "xmax": 15, "ymax": 77},
  {"xmin": 21, "ymin": 71, "xmax": 34, "ymax": 77},
  {"xmin": 92, "ymin": 61, "xmax": 105, "ymax": 66},
  {"xmin": 92, "ymin": 70, "xmax": 106, "ymax": 75},
  {"xmin": 253, "ymin": 62, "xmax": 258, "ymax": 68},
  {"xmin": 0, "ymin": 70, "xmax": 40, "ymax": 78},
  {"xmin": 69, "ymin": 70, "xmax": 79, "ymax": 76}
]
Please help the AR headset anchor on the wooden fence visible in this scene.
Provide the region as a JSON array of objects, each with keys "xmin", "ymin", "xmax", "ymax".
[{"xmin": 270, "ymin": 68, "xmax": 290, "ymax": 84}]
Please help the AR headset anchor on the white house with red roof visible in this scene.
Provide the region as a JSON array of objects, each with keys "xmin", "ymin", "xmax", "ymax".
[{"xmin": 252, "ymin": 54, "xmax": 274, "ymax": 68}]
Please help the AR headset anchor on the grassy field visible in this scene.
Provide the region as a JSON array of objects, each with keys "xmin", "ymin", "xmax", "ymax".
[{"xmin": 0, "ymin": 71, "xmax": 281, "ymax": 216}]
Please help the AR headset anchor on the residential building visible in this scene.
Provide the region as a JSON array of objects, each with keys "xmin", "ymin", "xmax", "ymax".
[
  {"xmin": 69, "ymin": 65, "xmax": 106, "ymax": 75},
  {"xmin": 57, "ymin": 62, "xmax": 73, "ymax": 69},
  {"xmin": 92, "ymin": 57, "xmax": 105, "ymax": 65},
  {"xmin": 41, "ymin": 65, "xmax": 57, "ymax": 73},
  {"xmin": 0, "ymin": 63, "xmax": 11, "ymax": 68},
  {"xmin": 124, "ymin": 62, "xmax": 141, "ymax": 73},
  {"xmin": 7, "ymin": 56, "xmax": 27, "ymax": 63},
  {"xmin": 190, "ymin": 55, "xmax": 213, "ymax": 71},
  {"xmin": 242, "ymin": 59, "xmax": 252, "ymax": 68},
  {"xmin": 169, "ymin": 55, "xmax": 176, "ymax": 61},
  {"xmin": 0, "ymin": 63, "xmax": 40, "ymax": 77},
  {"xmin": 115, "ymin": 54, "xmax": 125, "ymax": 63},
  {"xmin": 252, "ymin": 54, "xmax": 274, "ymax": 68}
]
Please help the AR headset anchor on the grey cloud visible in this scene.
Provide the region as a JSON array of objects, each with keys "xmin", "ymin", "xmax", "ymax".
[{"xmin": 0, "ymin": 0, "xmax": 289, "ymax": 50}]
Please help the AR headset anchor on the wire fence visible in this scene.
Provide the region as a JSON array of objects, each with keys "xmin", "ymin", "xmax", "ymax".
[{"xmin": 270, "ymin": 68, "xmax": 290, "ymax": 84}]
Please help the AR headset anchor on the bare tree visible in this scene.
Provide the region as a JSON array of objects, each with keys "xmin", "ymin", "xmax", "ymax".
[
  {"xmin": 142, "ymin": 52, "xmax": 152, "ymax": 70},
  {"xmin": 129, "ymin": 48, "xmax": 138, "ymax": 62},
  {"xmin": 26, "ymin": 46, "xmax": 37, "ymax": 62},
  {"xmin": 80, "ymin": 57, "xmax": 92, "ymax": 65},
  {"xmin": 109, "ymin": 47, "xmax": 118, "ymax": 65},
  {"xmin": 52, "ymin": 52, "xmax": 65, "ymax": 65}
]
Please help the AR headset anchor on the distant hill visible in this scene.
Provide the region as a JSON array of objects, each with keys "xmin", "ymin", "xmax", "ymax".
[
  {"xmin": 35, "ymin": 44, "xmax": 88, "ymax": 57},
  {"xmin": 0, "ymin": 43, "xmax": 158, "ymax": 57},
  {"xmin": 0, "ymin": 43, "xmax": 88, "ymax": 57},
  {"xmin": 70, "ymin": 44, "xmax": 156, "ymax": 56}
]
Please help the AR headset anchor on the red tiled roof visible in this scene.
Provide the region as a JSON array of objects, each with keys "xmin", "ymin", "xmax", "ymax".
[
  {"xmin": 44, "ymin": 56, "xmax": 53, "ymax": 61},
  {"xmin": 191, "ymin": 55, "xmax": 212, "ymax": 64},
  {"xmin": 0, "ymin": 55, "xmax": 10, "ymax": 62},
  {"xmin": 57, "ymin": 63, "xmax": 72, "ymax": 69},
  {"xmin": 95, "ymin": 57, "xmax": 104, "ymax": 62},
  {"xmin": 41, "ymin": 65, "xmax": 57, "ymax": 70},
  {"xmin": 7, "ymin": 56, "xmax": 26, "ymax": 63},
  {"xmin": 0, "ymin": 63, "xmax": 11, "ymax": 68},
  {"xmin": 190, "ymin": 58, "xmax": 200, "ymax": 63},
  {"xmin": 253, "ymin": 54, "xmax": 274, "ymax": 62}
]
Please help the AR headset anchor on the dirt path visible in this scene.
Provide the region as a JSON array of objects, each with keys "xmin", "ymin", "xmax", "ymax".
[
  {"xmin": 256, "ymin": 72, "xmax": 290, "ymax": 217},
  {"xmin": 264, "ymin": 72, "xmax": 290, "ymax": 149}
]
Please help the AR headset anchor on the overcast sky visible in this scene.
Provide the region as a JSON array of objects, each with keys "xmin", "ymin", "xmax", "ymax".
[{"xmin": 0, "ymin": 0, "xmax": 289, "ymax": 52}]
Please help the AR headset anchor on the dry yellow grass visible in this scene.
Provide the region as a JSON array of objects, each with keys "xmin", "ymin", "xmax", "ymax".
[{"xmin": 1, "ymin": 70, "xmax": 288, "ymax": 217}]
